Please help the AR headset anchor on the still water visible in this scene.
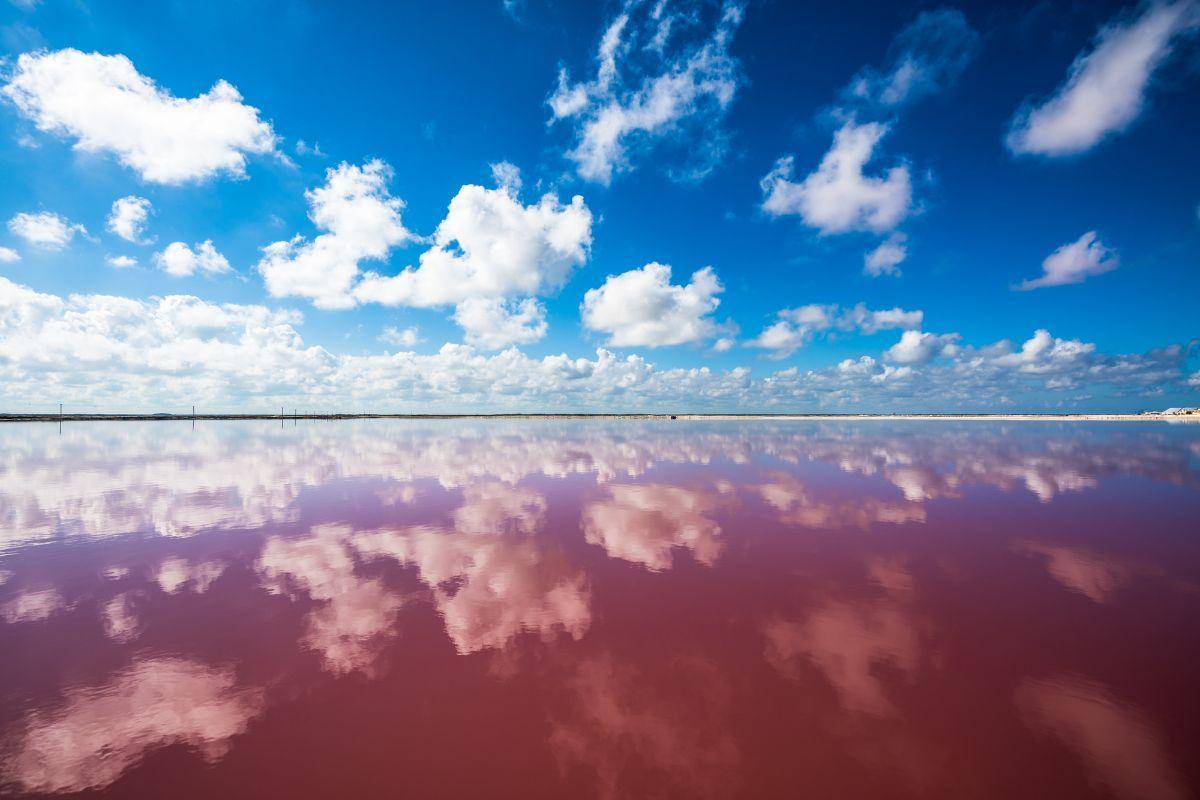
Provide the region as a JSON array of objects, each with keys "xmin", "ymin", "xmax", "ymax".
[{"xmin": 1, "ymin": 419, "xmax": 1198, "ymax": 799}]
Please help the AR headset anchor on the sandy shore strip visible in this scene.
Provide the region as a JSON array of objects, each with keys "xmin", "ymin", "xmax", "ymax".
[{"xmin": 1, "ymin": 412, "xmax": 1198, "ymax": 423}]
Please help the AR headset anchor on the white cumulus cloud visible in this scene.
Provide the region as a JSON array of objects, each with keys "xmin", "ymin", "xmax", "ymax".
[
  {"xmin": 1007, "ymin": 1, "xmax": 1200, "ymax": 157},
  {"xmin": 7, "ymin": 211, "xmax": 86, "ymax": 250},
  {"xmin": 106, "ymin": 254, "xmax": 137, "ymax": 269},
  {"xmin": 864, "ymin": 233, "xmax": 907, "ymax": 277},
  {"xmin": 2, "ymin": 49, "xmax": 280, "ymax": 184},
  {"xmin": 761, "ymin": 121, "xmax": 912, "ymax": 235},
  {"xmin": 352, "ymin": 169, "xmax": 592, "ymax": 310},
  {"xmin": 884, "ymin": 330, "xmax": 961, "ymax": 365},
  {"xmin": 154, "ymin": 241, "xmax": 231, "ymax": 277},
  {"xmin": 258, "ymin": 160, "xmax": 412, "ymax": 309},
  {"xmin": 453, "ymin": 297, "xmax": 548, "ymax": 351},
  {"xmin": 845, "ymin": 8, "xmax": 979, "ymax": 109},
  {"xmin": 106, "ymin": 196, "xmax": 152, "ymax": 244},
  {"xmin": 548, "ymin": 1, "xmax": 745, "ymax": 184},
  {"xmin": 1017, "ymin": 231, "xmax": 1119, "ymax": 290},
  {"xmin": 0, "ymin": 246, "xmax": 20, "ymax": 263},
  {"xmin": 581, "ymin": 263, "xmax": 723, "ymax": 348},
  {"xmin": 991, "ymin": 329, "xmax": 1096, "ymax": 373},
  {"xmin": 379, "ymin": 325, "xmax": 421, "ymax": 348}
]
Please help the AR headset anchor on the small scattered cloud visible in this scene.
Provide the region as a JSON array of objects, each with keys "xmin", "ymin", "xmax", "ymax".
[
  {"xmin": 379, "ymin": 325, "xmax": 421, "ymax": 348},
  {"xmin": 844, "ymin": 8, "xmax": 979, "ymax": 109},
  {"xmin": 0, "ymin": 246, "xmax": 20, "ymax": 263},
  {"xmin": 864, "ymin": 232, "xmax": 907, "ymax": 277},
  {"xmin": 548, "ymin": 0, "xmax": 745, "ymax": 184},
  {"xmin": 106, "ymin": 196, "xmax": 153, "ymax": 244},
  {"xmin": 1007, "ymin": 1, "xmax": 1200, "ymax": 157},
  {"xmin": 154, "ymin": 241, "xmax": 231, "ymax": 277},
  {"xmin": 106, "ymin": 254, "xmax": 137, "ymax": 269},
  {"xmin": 1016, "ymin": 231, "xmax": 1118, "ymax": 290},
  {"xmin": 711, "ymin": 337, "xmax": 735, "ymax": 353},
  {"xmin": 294, "ymin": 139, "xmax": 326, "ymax": 157},
  {"xmin": 7, "ymin": 211, "xmax": 86, "ymax": 250}
]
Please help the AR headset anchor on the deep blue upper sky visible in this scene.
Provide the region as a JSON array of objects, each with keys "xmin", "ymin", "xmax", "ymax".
[{"xmin": 0, "ymin": 0, "xmax": 1196, "ymax": 412}]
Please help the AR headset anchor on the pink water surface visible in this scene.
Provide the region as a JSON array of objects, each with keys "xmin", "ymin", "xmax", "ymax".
[{"xmin": 1, "ymin": 419, "xmax": 1198, "ymax": 799}]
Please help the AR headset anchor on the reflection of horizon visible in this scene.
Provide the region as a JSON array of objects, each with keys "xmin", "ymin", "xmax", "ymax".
[
  {"xmin": 0, "ymin": 421, "xmax": 1197, "ymax": 796},
  {"xmin": 2, "ymin": 421, "xmax": 1196, "ymax": 552}
]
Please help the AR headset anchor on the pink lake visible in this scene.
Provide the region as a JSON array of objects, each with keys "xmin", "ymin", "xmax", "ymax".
[{"xmin": 1, "ymin": 419, "xmax": 1198, "ymax": 799}]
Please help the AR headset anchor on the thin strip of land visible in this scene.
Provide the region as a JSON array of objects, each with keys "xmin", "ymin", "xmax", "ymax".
[{"xmin": 1, "ymin": 412, "xmax": 1197, "ymax": 423}]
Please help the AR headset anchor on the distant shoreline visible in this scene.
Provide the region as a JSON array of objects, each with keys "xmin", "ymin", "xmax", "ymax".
[{"xmin": 1, "ymin": 412, "xmax": 1197, "ymax": 423}]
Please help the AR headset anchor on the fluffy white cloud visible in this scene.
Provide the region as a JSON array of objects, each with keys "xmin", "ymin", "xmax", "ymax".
[
  {"xmin": 991, "ymin": 329, "xmax": 1096, "ymax": 374},
  {"xmin": 845, "ymin": 8, "xmax": 978, "ymax": 108},
  {"xmin": 0, "ymin": 276, "xmax": 1192, "ymax": 411},
  {"xmin": 453, "ymin": 297, "xmax": 547, "ymax": 350},
  {"xmin": 7, "ymin": 211, "xmax": 86, "ymax": 250},
  {"xmin": 761, "ymin": 121, "xmax": 912, "ymax": 234},
  {"xmin": 154, "ymin": 240, "xmax": 231, "ymax": 277},
  {"xmin": 1017, "ymin": 231, "xmax": 1119, "ymax": 290},
  {"xmin": 2, "ymin": 49, "xmax": 279, "ymax": 183},
  {"xmin": 1007, "ymin": 2, "xmax": 1200, "ymax": 157},
  {"xmin": 262, "ymin": 162, "xmax": 590, "ymax": 345},
  {"xmin": 751, "ymin": 303, "xmax": 923, "ymax": 359},
  {"xmin": 884, "ymin": 330, "xmax": 960, "ymax": 365},
  {"xmin": 0, "ymin": 246, "xmax": 19, "ymax": 263},
  {"xmin": 379, "ymin": 325, "xmax": 421, "ymax": 348},
  {"xmin": 258, "ymin": 160, "xmax": 412, "ymax": 309},
  {"xmin": 106, "ymin": 195, "xmax": 152, "ymax": 244},
  {"xmin": 548, "ymin": 1, "xmax": 744, "ymax": 184},
  {"xmin": 864, "ymin": 232, "xmax": 907, "ymax": 277},
  {"xmin": 352, "ymin": 176, "xmax": 592, "ymax": 309},
  {"xmin": 106, "ymin": 254, "xmax": 137, "ymax": 269},
  {"xmin": 581, "ymin": 263, "xmax": 723, "ymax": 348}
]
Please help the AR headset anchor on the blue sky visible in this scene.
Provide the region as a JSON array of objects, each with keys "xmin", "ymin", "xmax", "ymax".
[{"xmin": 0, "ymin": 0, "xmax": 1197, "ymax": 412}]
